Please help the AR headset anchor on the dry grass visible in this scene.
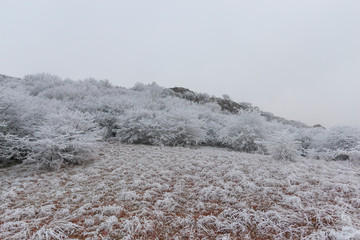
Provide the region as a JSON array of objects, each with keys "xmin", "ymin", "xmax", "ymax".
[{"xmin": 1, "ymin": 143, "xmax": 360, "ymax": 239}]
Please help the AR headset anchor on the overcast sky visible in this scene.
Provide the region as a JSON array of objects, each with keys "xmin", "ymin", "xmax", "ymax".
[{"xmin": 1, "ymin": 0, "xmax": 360, "ymax": 127}]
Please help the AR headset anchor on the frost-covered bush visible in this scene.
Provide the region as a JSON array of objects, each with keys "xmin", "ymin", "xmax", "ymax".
[
  {"xmin": 307, "ymin": 126, "xmax": 360, "ymax": 162},
  {"xmin": 307, "ymin": 148, "xmax": 360, "ymax": 164},
  {"xmin": 198, "ymin": 108, "xmax": 226, "ymax": 147},
  {"xmin": 38, "ymin": 78, "xmax": 114, "ymax": 102},
  {"xmin": 293, "ymin": 127, "xmax": 325, "ymax": 157},
  {"xmin": 23, "ymin": 73, "xmax": 64, "ymax": 96},
  {"xmin": 348, "ymin": 149, "xmax": 360, "ymax": 164},
  {"xmin": 217, "ymin": 111, "xmax": 269, "ymax": 152},
  {"xmin": 307, "ymin": 148, "xmax": 343, "ymax": 162},
  {"xmin": 265, "ymin": 130, "xmax": 301, "ymax": 161},
  {"xmin": 312, "ymin": 125, "xmax": 360, "ymax": 151},
  {"xmin": 114, "ymin": 92, "xmax": 210, "ymax": 147},
  {"xmin": 0, "ymin": 87, "xmax": 38, "ymax": 167},
  {"xmin": 30, "ymin": 110, "xmax": 104, "ymax": 170},
  {"xmin": 0, "ymin": 87, "xmax": 49, "ymax": 136},
  {"xmin": 131, "ymin": 82, "xmax": 165, "ymax": 101},
  {"xmin": 116, "ymin": 107, "xmax": 206, "ymax": 146},
  {"xmin": 1, "ymin": 76, "xmax": 106, "ymax": 169},
  {"xmin": 0, "ymin": 130, "xmax": 30, "ymax": 167}
]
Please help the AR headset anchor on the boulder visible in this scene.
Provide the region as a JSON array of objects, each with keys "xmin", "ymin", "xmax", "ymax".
[
  {"xmin": 313, "ymin": 124, "xmax": 326, "ymax": 129},
  {"xmin": 334, "ymin": 154, "xmax": 349, "ymax": 161}
]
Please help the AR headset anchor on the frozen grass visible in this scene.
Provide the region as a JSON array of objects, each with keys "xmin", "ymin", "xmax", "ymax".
[{"xmin": 1, "ymin": 143, "xmax": 360, "ymax": 239}]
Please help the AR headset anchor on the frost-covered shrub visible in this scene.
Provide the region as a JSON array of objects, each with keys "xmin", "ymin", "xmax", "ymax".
[
  {"xmin": 23, "ymin": 73, "xmax": 64, "ymax": 96},
  {"xmin": 114, "ymin": 93, "xmax": 210, "ymax": 147},
  {"xmin": 198, "ymin": 110, "xmax": 226, "ymax": 147},
  {"xmin": 348, "ymin": 150, "xmax": 360, "ymax": 164},
  {"xmin": 312, "ymin": 126, "xmax": 360, "ymax": 151},
  {"xmin": 217, "ymin": 111, "xmax": 268, "ymax": 152},
  {"xmin": 0, "ymin": 87, "xmax": 50, "ymax": 136},
  {"xmin": 38, "ymin": 79, "xmax": 114, "ymax": 102},
  {"xmin": 265, "ymin": 130, "xmax": 301, "ymax": 161},
  {"xmin": 307, "ymin": 148, "xmax": 345, "ymax": 162},
  {"xmin": 0, "ymin": 130, "xmax": 31, "ymax": 167},
  {"xmin": 131, "ymin": 82, "xmax": 147, "ymax": 92},
  {"xmin": 131, "ymin": 82, "xmax": 165, "ymax": 101},
  {"xmin": 94, "ymin": 111, "xmax": 119, "ymax": 137},
  {"xmin": 1, "ymin": 76, "xmax": 106, "ymax": 169},
  {"xmin": 307, "ymin": 148, "xmax": 360, "ymax": 164},
  {"xmin": 30, "ymin": 110, "xmax": 104, "ymax": 170},
  {"xmin": 308, "ymin": 126, "xmax": 360, "ymax": 162},
  {"xmin": 0, "ymin": 87, "xmax": 40, "ymax": 167},
  {"xmin": 196, "ymin": 93, "xmax": 211, "ymax": 104},
  {"xmin": 116, "ymin": 108, "xmax": 206, "ymax": 146},
  {"xmin": 293, "ymin": 127, "xmax": 325, "ymax": 157}
]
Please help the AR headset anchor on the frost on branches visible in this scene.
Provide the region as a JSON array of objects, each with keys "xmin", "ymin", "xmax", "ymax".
[
  {"xmin": 31, "ymin": 110, "xmax": 104, "ymax": 170},
  {"xmin": 1, "ymin": 73, "xmax": 360, "ymax": 170},
  {"xmin": 265, "ymin": 130, "xmax": 301, "ymax": 161}
]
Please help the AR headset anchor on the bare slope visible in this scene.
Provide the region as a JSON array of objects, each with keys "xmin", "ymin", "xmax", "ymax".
[{"xmin": 1, "ymin": 143, "xmax": 360, "ymax": 239}]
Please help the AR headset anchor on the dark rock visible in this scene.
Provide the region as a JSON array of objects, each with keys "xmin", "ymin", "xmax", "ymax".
[
  {"xmin": 170, "ymin": 87, "xmax": 195, "ymax": 95},
  {"xmin": 313, "ymin": 124, "xmax": 326, "ymax": 129},
  {"xmin": 334, "ymin": 154, "xmax": 349, "ymax": 161}
]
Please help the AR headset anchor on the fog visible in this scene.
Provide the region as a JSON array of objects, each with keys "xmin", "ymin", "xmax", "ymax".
[{"xmin": 1, "ymin": 0, "xmax": 360, "ymax": 127}]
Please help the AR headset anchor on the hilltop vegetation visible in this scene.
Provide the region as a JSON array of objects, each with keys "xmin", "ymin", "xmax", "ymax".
[{"xmin": 1, "ymin": 73, "xmax": 359, "ymax": 169}]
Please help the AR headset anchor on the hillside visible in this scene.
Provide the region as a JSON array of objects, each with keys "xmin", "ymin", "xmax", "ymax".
[
  {"xmin": 1, "ymin": 73, "xmax": 360, "ymax": 170},
  {"xmin": 1, "ymin": 143, "xmax": 360, "ymax": 239},
  {"xmin": 169, "ymin": 87, "xmax": 309, "ymax": 128},
  {"xmin": 1, "ymin": 74, "xmax": 308, "ymax": 127},
  {"xmin": 1, "ymin": 73, "xmax": 360, "ymax": 239},
  {"xmin": 0, "ymin": 74, "xmax": 20, "ymax": 81}
]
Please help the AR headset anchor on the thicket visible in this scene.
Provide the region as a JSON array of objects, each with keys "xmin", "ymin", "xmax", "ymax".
[{"xmin": 1, "ymin": 73, "xmax": 359, "ymax": 169}]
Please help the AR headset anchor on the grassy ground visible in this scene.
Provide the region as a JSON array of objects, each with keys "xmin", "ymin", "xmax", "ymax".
[{"xmin": 1, "ymin": 143, "xmax": 360, "ymax": 239}]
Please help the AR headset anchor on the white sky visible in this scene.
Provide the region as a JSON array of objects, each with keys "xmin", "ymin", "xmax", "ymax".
[{"xmin": 1, "ymin": 0, "xmax": 360, "ymax": 127}]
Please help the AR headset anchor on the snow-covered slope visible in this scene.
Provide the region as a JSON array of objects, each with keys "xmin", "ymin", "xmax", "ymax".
[{"xmin": 1, "ymin": 143, "xmax": 359, "ymax": 239}]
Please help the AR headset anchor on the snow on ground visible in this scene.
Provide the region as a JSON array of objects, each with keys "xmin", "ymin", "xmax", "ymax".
[{"xmin": 1, "ymin": 143, "xmax": 360, "ymax": 240}]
